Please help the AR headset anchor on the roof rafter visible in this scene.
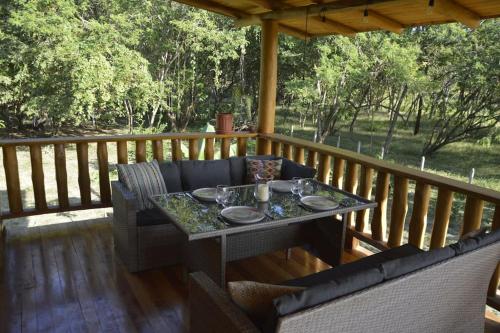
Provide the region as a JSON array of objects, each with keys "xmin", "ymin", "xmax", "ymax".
[
  {"xmin": 430, "ymin": 0, "xmax": 480, "ymax": 28},
  {"xmin": 363, "ymin": 9, "xmax": 404, "ymax": 34}
]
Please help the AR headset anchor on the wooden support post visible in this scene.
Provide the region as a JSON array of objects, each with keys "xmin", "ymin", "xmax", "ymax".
[
  {"xmin": 30, "ymin": 144, "xmax": 47, "ymax": 211},
  {"xmin": 408, "ymin": 182, "xmax": 431, "ymax": 248},
  {"xmin": 317, "ymin": 154, "xmax": 331, "ymax": 184},
  {"xmin": 430, "ymin": 188, "xmax": 454, "ymax": 249},
  {"xmin": 76, "ymin": 143, "xmax": 92, "ymax": 207},
  {"xmin": 461, "ymin": 195, "xmax": 484, "ymax": 236},
  {"xmin": 2, "ymin": 146, "xmax": 22, "ymax": 214},
  {"xmin": 387, "ymin": 176, "xmax": 409, "ymax": 248},
  {"xmin": 54, "ymin": 144, "xmax": 69, "ymax": 209},
  {"xmin": 97, "ymin": 142, "xmax": 111, "ymax": 205},
  {"xmin": 135, "ymin": 140, "xmax": 146, "ymax": 163},
  {"xmin": 152, "ymin": 140, "xmax": 164, "ymax": 161},
  {"xmin": 488, "ymin": 205, "xmax": 500, "ymax": 297},
  {"xmin": 294, "ymin": 146, "xmax": 305, "ymax": 165},
  {"xmin": 332, "ymin": 157, "xmax": 345, "ymax": 189},
  {"xmin": 371, "ymin": 171, "xmax": 390, "ymax": 241},
  {"xmin": 271, "ymin": 141, "xmax": 282, "ymax": 157},
  {"xmin": 355, "ymin": 166, "xmax": 374, "ymax": 233},
  {"xmin": 283, "ymin": 144, "xmax": 292, "ymax": 160},
  {"xmin": 117, "ymin": 141, "xmax": 128, "ymax": 164},
  {"xmin": 204, "ymin": 138, "xmax": 214, "ymax": 160},
  {"xmin": 256, "ymin": 20, "xmax": 278, "ymax": 155},
  {"xmin": 189, "ymin": 138, "xmax": 199, "ymax": 160},
  {"xmin": 221, "ymin": 138, "xmax": 231, "ymax": 159},
  {"xmin": 171, "ymin": 139, "xmax": 182, "ymax": 161},
  {"xmin": 237, "ymin": 137, "xmax": 247, "ymax": 157},
  {"xmin": 306, "ymin": 150, "xmax": 317, "ymax": 168}
]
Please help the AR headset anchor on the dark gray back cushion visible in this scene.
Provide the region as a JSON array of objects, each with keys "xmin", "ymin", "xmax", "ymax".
[
  {"xmin": 229, "ymin": 157, "xmax": 246, "ymax": 186},
  {"xmin": 281, "ymin": 159, "xmax": 316, "ymax": 180},
  {"xmin": 179, "ymin": 159, "xmax": 231, "ymax": 191},
  {"xmin": 158, "ymin": 161, "xmax": 183, "ymax": 193},
  {"xmin": 450, "ymin": 228, "xmax": 500, "ymax": 255}
]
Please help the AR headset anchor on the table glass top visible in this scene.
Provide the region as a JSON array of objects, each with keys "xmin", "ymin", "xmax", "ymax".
[{"xmin": 150, "ymin": 180, "xmax": 374, "ymax": 238}]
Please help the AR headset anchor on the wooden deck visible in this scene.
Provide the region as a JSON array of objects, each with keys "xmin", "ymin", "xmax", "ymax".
[{"xmin": 0, "ymin": 216, "xmax": 498, "ymax": 333}]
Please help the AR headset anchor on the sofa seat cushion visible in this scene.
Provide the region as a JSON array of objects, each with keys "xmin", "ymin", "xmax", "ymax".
[
  {"xmin": 117, "ymin": 160, "xmax": 167, "ymax": 210},
  {"xmin": 136, "ymin": 208, "xmax": 169, "ymax": 227},
  {"xmin": 450, "ymin": 228, "xmax": 500, "ymax": 255},
  {"xmin": 179, "ymin": 159, "xmax": 231, "ymax": 191},
  {"xmin": 158, "ymin": 161, "xmax": 183, "ymax": 193},
  {"xmin": 285, "ymin": 244, "xmax": 423, "ymax": 288},
  {"xmin": 281, "ymin": 159, "xmax": 316, "ymax": 180}
]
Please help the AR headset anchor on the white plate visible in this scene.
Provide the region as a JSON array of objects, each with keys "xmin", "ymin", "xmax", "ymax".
[
  {"xmin": 192, "ymin": 188, "xmax": 217, "ymax": 202},
  {"xmin": 268, "ymin": 180, "xmax": 293, "ymax": 193},
  {"xmin": 220, "ymin": 206, "xmax": 265, "ymax": 224},
  {"xmin": 300, "ymin": 195, "xmax": 339, "ymax": 211}
]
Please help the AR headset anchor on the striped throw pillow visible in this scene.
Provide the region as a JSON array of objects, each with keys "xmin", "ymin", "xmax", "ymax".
[
  {"xmin": 246, "ymin": 158, "xmax": 282, "ymax": 183},
  {"xmin": 117, "ymin": 160, "xmax": 167, "ymax": 211}
]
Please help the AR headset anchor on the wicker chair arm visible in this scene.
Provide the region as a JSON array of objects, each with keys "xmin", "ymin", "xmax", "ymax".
[{"xmin": 189, "ymin": 272, "xmax": 260, "ymax": 333}]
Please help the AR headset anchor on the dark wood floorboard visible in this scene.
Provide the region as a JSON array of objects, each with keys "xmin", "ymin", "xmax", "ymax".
[{"xmin": 0, "ymin": 217, "xmax": 498, "ymax": 333}]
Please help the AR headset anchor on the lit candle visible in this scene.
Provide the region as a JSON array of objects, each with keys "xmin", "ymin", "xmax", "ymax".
[{"xmin": 257, "ymin": 183, "xmax": 269, "ymax": 202}]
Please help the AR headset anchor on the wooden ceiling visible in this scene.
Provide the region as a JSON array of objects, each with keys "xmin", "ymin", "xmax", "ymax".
[{"xmin": 173, "ymin": 0, "xmax": 500, "ymax": 39}]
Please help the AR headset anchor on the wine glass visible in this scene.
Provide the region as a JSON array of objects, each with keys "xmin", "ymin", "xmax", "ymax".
[
  {"xmin": 298, "ymin": 179, "xmax": 315, "ymax": 198},
  {"xmin": 291, "ymin": 177, "xmax": 301, "ymax": 196},
  {"xmin": 216, "ymin": 185, "xmax": 228, "ymax": 205},
  {"xmin": 222, "ymin": 189, "xmax": 238, "ymax": 207}
]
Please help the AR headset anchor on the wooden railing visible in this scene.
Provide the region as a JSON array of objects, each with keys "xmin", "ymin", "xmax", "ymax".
[
  {"xmin": 1, "ymin": 131, "xmax": 498, "ymax": 303},
  {"xmin": 259, "ymin": 133, "xmax": 500, "ymax": 301},
  {"xmin": 0, "ymin": 132, "xmax": 256, "ymax": 219}
]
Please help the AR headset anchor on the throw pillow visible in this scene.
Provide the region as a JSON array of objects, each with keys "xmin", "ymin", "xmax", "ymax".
[
  {"xmin": 246, "ymin": 158, "xmax": 282, "ymax": 183},
  {"xmin": 117, "ymin": 160, "xmax": 167, "ymax": 210},
  {"xmin": 227, "ymin": 281, "xmax": 304, "ymax": 325}
]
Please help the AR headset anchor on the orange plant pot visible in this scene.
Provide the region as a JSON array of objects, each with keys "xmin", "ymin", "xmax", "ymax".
[{"xmin": 216, "ymin": 113, "xmax": 233, "ymax": 134}]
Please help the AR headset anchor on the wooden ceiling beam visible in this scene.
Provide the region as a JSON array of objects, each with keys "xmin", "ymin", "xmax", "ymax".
[
  {"xmin": 311, "ymin": 17, "xmax": 357, "ymax": 36},
  {"xmin": 363, "ymin": 9, "xmax": 404, "ymax": 34},
  {"xmin": 174, "ymin": 0, "xmax": 243, "ymax": 18},
  {"xmin": 431, "ymin": 0, "xmax": 481, "ymax": 28}
]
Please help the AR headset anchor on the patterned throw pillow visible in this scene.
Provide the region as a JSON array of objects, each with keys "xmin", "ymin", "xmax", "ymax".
[
  {"xmin": 245, "ymin": 158, "xmax": 282, "ymax": 183},
  {"xmin": 117, "ymin": 160, "xmax": 167, "ymax": 211},
  {"xmin": 227, "ymin": 281, "xmax": 304, "ymax": 325}
]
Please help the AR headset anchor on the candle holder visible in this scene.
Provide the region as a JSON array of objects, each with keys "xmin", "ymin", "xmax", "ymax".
[{"xmin": 254, "ymin": 173, "xmax": 273, "ymax": 202}]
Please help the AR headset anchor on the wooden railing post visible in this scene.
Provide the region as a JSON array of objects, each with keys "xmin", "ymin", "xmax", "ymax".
[
  {"xmin": 204, "ymin": 138, "xmax": 214, "ymax": 160},
  {"xmin": 430, "ymin": 188, "xmax": 454, "ymax": 249},
  {"xmin": 237, "ymin": 137, "xmax": 247, "ymax": 157},
  {"xmin": 461, "ymin": 195, "xmax": 484, "ymax": 236},
  {"xmin": 221, "ymin": 138, "xmax": 231, "ymax": 159},
  {"xmin": 408, "ymin": 182, "xmax": 431, "ymax": 248},
  {"xmin": 344, "ymin": 161, "xmax": 359, "ymax": 249},
  {"xmin": 294, "ymin": 146, "xmax": 305, "ymax": 164},
  {"xmin": 97, "ymin": 142, "xmax": 111, "ymax": 205},
  {"xmin": 306, "ymin": 150, "xmax": 317, "ymax": 168},
  {"xmin": 30, "ymin": 144, "xmax": 47, "ymax": 211},
  {"xmin": 189, "ymin": 138, "xmax": 199, "ymax": 160},
  {"xmin": 2, "ymin": 146, "xmax": 22, "ymax": 214},
  {"xmin": 271, "ymin": 141, "xmax": 282, "ymax": 157},
  {"xmin": 54, "ymin": 143, "xmax": 69, "ymax": 209},
  {"xmin": 387, "ymin": 176, "xmax": 409, "ymax": 248},
  {"xmin": 171, "ymin": 139, "xmax": 182, "ymax": 161},
  {"xmin": 283, "ymin": 144, "xmax": 292, "ymax": 160},
  {"xmin": 152, "ymin": 140, "xmax": 164, "ymax": 161},
  {"xmin": 135, "ymin": 140, "xmax": 146, "ymax": 163},
  {"xmin": 332, "ymin": 157, "xmax": 345, "ymax": 189},
  {"xmin": 76, "ymin": 143, "xmax": 92, "ymax": 207},
  {"xmin": 488, "ymin": 205, "xmax": 500, "ymax": 297},
  {"xmin": 372, "ymin": 171, "xmax": 390, "ymax": 241},
  {"xmin": 117, "ymin": 141, "xmax": 128, "ymax": 164},
  {"xmin": 355, "ymin": 166, "xmax": 374, "ymax": 233},
  {"xmin": 317, "ymin": 154, "xmax": 331, "ymax": 184}
]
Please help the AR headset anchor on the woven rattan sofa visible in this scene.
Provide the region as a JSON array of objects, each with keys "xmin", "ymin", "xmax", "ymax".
[
  {"xmin": 189, "ymin": 229, "xmax": 500, "ymax": 333},
  {"xmin": 111, "ymin": 156, "xmax": 316, "ymax": 272}
]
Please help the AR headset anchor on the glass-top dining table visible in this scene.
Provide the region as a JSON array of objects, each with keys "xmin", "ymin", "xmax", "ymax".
[{"xmin": 150, "ymin": 180, "xmax": 377, "ymax": 287}]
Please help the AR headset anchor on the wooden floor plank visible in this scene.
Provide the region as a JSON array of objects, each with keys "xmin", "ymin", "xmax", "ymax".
[{"xmin": 1, "ymin": 216, "xmax": 498, "ymax": 333}]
